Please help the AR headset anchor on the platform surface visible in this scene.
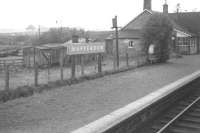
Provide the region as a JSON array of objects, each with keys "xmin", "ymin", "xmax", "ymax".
[{"xmin": 1, "ymin": 55, "xmax": 200, "ymax": 133}]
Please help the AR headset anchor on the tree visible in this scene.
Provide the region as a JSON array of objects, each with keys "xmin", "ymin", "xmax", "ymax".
[
  {"xmin": 35, "ymin": 27, "xmax": 86, "ymax": 44},
  {"xmin": 141, "ymin": 13, "xmax": 173, "ymax": 62},
  {"xmin": 26, "ymin": 25, "xmax": 36, "ymax": 31}
]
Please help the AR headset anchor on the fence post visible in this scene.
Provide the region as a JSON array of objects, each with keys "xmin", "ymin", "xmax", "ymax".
[
  {"xmin": 33, "ymin": 47, "xmax": 36, "ymax": 67},
  {"xmin": 47, "ymin": 51, "xmax": 51, "ymax": 83},
  {"xmin": 81, "ymin": 55, "xmax": 84, "ymax": 76},
  {"xmin": 113, "ymin": 55, "xmax": 116, "ymax": 70},
  {"xmin": 97, "ymin": 53, "xmax": 102, "ymax": 73},
  {"xmin": 60, "ymin": 48, "xmax": 64, "ymax": 81},
  {"xmin": 71, "ymin": 55, "xmax": 76, "ymax": 79},
  {"xmin": 126, "ymin": 52, "xmax": 129, "ymax": 67},
  {"xmin": 71, "ymin": 35, "xmax": 78, "ymax": 79},
  {"xmin": 47, "ymin": 61, "xmax": 50, "ymax": 83},
  {"xmin": 5, "ymin": 65, "xmax": 9, "ymax": 90},
  {"xmin": 34, "ymin": 63, "xmax": 38, "ymax": 86},
  {"xmin": 33, "ymin": 47, "xmax": 38, "ymax": 86}
]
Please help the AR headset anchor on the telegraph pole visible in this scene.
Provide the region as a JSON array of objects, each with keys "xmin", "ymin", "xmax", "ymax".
[
  {"xmin": 112, "ymin": 16, "xmax": 119, "ymax": 68},
  {"xmin": 38, "ymin": 25, "xmax": 41, "ymax": 44},
  {"xmin": 38, "ymin": 25, "xmax": 40, "ymax": 38}
]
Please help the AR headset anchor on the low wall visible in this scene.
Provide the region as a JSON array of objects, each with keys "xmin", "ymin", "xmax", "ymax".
[{"xmin": 71, "ymin": 70, "xmax": 200, "ymax": 133}]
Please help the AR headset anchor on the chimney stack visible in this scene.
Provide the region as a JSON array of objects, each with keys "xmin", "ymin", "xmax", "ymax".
[
  {"xmin": 143, "ymin": 0, "xmax": 152, "ymax": 10},
  {"xmin": 163, "ymin": 0, "xmax": 168, "ymax": 14},
  {"xmin": 163, "ymin": 3, "xmax": 168, "ymax": 14}
]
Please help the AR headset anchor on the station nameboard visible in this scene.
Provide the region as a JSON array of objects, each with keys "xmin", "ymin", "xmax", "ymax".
[{"xmin": 66, "ymin": 43, "xmax": 105, "ymax": 55}]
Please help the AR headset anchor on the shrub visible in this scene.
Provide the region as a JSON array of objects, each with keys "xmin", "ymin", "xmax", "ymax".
[{"xmin": 142, "ymin": 14, "xmax": 173, "ymax": 63}]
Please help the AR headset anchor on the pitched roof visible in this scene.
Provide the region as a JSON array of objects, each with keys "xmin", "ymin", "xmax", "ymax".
[
  {"xmin": 168, "ymin": 12, "xmax": 200, "ymax": 35},
  {"xmin": 107, "ymin": 30, "xmax": 142, "ymax": 39},
  {"xmin": 112, "ymin": 10, "xmax": 200, "ymax": 40},
  {"xmin": 121, "ymin": 9, "xmax": 152, "ymax": 31},
  {"xmin": 119, "ymin": 30, "xmax": 142, "ymax": 39}
]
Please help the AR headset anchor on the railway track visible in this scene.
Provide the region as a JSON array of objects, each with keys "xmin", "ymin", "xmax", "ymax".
[{"xmin": 138, "ymin": 90, "xmax": 200, "ymax": 133}]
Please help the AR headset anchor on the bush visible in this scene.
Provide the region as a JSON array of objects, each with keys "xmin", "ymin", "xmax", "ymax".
[{"xmin": 142, "ymin": 14, "xmax": 173, "ymax": 63}]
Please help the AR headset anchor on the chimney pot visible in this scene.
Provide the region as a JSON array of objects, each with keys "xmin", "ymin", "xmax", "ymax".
[
  {"xmin": 163, "ymin": 3, "xmax": 168, "ymax": 14},
  {"xmin": 143, "ymin": 0, "xmax": 152, "ymax": 10}
]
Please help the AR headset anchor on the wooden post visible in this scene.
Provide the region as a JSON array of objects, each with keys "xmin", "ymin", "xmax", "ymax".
[
  {"xmin": 60, "ymin": 48, "xmax": 64, "ymax": 81},
  {"xmin": 71, "ymin": 55, "xmax": 76, "ymax": 79},
  {"xmin": 47, "ymin": 50, "xmax": 52, "ymax": 83},
  {"xmin": 33, "ymin": 48, "xmax": 38, "ymax": 86},
  {"xmin": 81, "ymin": 55, "xmax": 84, "ymax": 76},
  {"xmin": 113, "ymin": 55, "xmax": 116, "ymax": 70},
  {"xmin": 126, "ymin": 52, "xmax": 129, "ymax": 67},
  {"xmin": 33, "ymin": 47, "xmax": 36, "ymax": 67},
  {"xmin": 28, "ymin": 53, "xmax": 31, "ymax": 67},
  {"xmin": 22, "ymin": 48, "xmax": 25, "ymax": 66},
  {"xmin": 112, "ymin": 16, "xmax": 119, "ymax": 69},
  {"xmin": 5, "ymin": 65, "xmax": 9, "ymax": 90},
  {"xmin": 34, "ymin": 63, "xmax": 38, "ymax": 86},
  {"xmin": 47, "ymin": 61, "xmax": 50, "ymax": 83},
  {"xmin": 97, "ymin": 53, "xmax": 102, "ymax": 73},
  {"xmin": 114, "ymin": 17, "xmax": 119, "ymax": 69},
  {"xmin": 115, "ymin": 27, "xmax": 119, "ymax": 69},
  {"xmin": 187, "ymin": 37, "xmax": 190, "ymax": 55},
  {"xmin": 71, "ymin": 35, "xmax": 78, "ymax": 79}
]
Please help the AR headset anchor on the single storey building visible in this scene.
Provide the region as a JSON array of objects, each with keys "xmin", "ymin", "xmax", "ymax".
[{"xmin": 107, "ymin": 0, "xmax": 200, "ymax": 55}]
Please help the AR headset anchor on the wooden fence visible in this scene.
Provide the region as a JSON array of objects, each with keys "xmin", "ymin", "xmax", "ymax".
[{"xmin": 0, "ymin": 58, "xmax": 23, "ymax": 71}]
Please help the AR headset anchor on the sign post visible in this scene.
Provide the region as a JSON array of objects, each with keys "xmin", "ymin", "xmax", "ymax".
[
  {"xmin": 71, "ymin": 55, "xmax": 76, "ymax": 79},
  {"xmin": 66, "ymin": 42, "xmax": 105, "ymax": 75},
  {"xmin": 66, "ymin": 43, "xmax": 105, "ymax": 55},
  {"xmin": 97, "ymin": 53, "xmax": 102, "ymax": 73},
  {"xmin": 81, "ymin": 55, "xmax": 85, "ymax": 76}
]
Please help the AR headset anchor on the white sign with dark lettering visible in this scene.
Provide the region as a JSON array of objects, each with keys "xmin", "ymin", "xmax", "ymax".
[{"xmin": 67, "ymin": 43, "xmax": 105, "ymax": 55}]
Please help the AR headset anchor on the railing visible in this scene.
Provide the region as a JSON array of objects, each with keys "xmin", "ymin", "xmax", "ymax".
[{"xmin": 0, "ymin": 58, "xmax": 23, "ymax": 68}]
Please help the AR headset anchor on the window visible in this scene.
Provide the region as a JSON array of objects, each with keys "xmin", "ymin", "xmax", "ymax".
[{"xmin": 128, "ymin": 41, "xmax": 134, "ymax": 48}]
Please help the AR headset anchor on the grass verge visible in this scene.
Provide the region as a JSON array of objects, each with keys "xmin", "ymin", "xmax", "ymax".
[{"xmin": 0, "ymin": 62, "xmax": 147, "ymax": 103}]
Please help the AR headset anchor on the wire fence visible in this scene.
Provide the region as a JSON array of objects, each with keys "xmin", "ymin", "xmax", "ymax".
[{"xmin": 0, "ymin": 52, "xmax": 147, "ymax": 91}]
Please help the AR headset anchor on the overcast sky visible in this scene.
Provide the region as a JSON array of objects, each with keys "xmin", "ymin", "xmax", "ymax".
[{"xmin": 0, "ymin": 0, "xmax": 199, "ymax": 31}]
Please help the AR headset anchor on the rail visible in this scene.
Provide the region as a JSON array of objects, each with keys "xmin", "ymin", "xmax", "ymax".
[
  {"xmin": 0, "ymin": 57, "xmax": 23, "ymax": 66},
  {"xmin": 156, "ymin": 96, "xmax": 200, "ymax": 133}
]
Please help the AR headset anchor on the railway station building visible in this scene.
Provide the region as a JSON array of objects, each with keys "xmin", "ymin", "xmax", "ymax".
[{"xmin": 107, "ymin": 0, "xmax": 200, "ymax": 55}]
